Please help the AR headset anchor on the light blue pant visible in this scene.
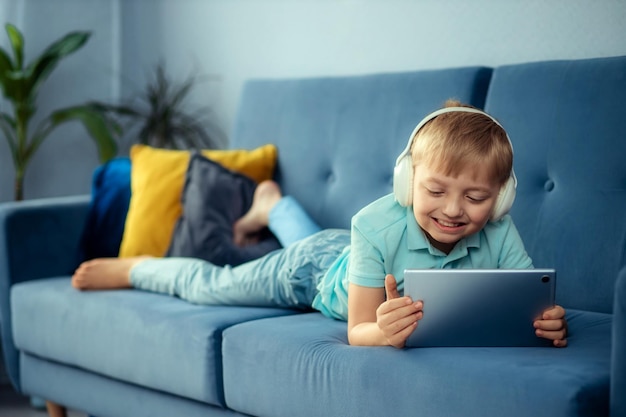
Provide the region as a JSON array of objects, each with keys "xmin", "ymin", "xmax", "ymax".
[
  {"xmin": 130, "ymin": 197, "xmax": 350, "ymax": 309},
  {"xmin": 268, "ymin": 196, "xmax": 322, "ymax": 247}
]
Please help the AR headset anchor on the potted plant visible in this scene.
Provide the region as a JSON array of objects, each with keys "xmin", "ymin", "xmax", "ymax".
[
  {"xmin": 93, "ymin": 63, "xmax": 221, "ymax": 151},
  {"xmin": 0, "ymin": 23, "xmax": 120, "ymax": 201}
]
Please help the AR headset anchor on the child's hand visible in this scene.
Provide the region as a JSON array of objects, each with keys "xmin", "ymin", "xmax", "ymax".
[
  {"xmin": 376, "ymin": 274, "xmax": 423, "ymax": 348},
  {"xmin": 533, "ymin": 305, "xmax": 568, "ymax": 347}
]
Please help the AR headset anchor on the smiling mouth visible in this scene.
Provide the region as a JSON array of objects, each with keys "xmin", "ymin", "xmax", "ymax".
[{"xmin": 435, "ymin": 218, "xmax": 465, "ymax": 228}]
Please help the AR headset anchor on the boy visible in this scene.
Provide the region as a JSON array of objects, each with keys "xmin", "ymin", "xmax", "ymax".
[
  {"xmin": 72, "ymin": 100, "xmax": 568, "ymax": 349},
  {"xmin": 345, "ymin": 101, "xmax": 566, "ymax": 347}
]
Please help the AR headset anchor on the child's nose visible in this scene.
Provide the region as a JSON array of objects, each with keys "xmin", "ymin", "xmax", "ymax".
[{"xmin": 442, "ymin": 197, "xmax": 463, "ymax": 217}]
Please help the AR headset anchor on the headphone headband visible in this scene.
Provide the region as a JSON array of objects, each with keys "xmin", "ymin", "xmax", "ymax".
[{"xmin": 395, "ymin": 106, "xmax": 512, "ymax": 167}]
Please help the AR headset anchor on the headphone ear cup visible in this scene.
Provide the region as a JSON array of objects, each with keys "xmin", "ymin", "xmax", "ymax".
[
  {"xmin": 491, "ymin": 175, "xmax": 516, "ymax": 221},
  {"xmin": 393, "ymin": 154, "xmax": 413, "ymax": 207}
]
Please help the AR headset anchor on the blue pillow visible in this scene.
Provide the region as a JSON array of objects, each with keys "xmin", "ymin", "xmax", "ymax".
[
  {"xmin": 167, "ymin": 152, "xmax": 281, "ymax": 266},
  {"xmin": 78, "ymin": 157, "xmax": 131, "ymax": 261}
]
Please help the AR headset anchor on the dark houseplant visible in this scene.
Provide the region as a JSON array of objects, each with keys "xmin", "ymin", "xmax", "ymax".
[
  {"xmin": 0, "ymin": 23, "xmax": 120, "ymax": 201},
  {"xmin": 94, "ymin": 63, "xmax": 221, "ymax": 151}
]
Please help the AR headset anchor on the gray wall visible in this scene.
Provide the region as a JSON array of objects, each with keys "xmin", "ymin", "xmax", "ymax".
[{"xmin": 1, "ymin": 0, "xmax": 625, "ymax": 202}]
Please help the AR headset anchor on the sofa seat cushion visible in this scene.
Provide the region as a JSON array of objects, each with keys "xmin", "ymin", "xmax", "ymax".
[
  {"xmin": 222, "ymin": 310, "xmax": 611, "ymax": 417},
  {"xmin": 11, "ymin": 277, "xmax": 298, "ymax": 407}
]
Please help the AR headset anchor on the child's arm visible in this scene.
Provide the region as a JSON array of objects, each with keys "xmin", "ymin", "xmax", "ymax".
[
  {"xmin": 347, "ymin": 274, "xmax": 423, "ymax": 348},
  {"xmin": 534, "ymin": 305, "xmax": 568, "ymax": 347}
]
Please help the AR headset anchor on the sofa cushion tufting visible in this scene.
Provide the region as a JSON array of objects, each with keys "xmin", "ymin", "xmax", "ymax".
[
  {"xmin": 231, "ymin": 67, "xmax": 493, "ymax": 230},
  {"xmin": 484, "ymin": 56, "xmax": 626, "ymax": 313}
]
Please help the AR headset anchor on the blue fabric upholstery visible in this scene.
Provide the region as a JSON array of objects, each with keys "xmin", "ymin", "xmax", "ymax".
[
  {"xmin": 11, "ymin": 278, "xmax": 297, "ymax": 407},
  {"xmin": 223, "ymin": 311, "xmax": 611, "ymax": 417},
  {"xmin": 0, "ymin": 195, "xmax": 90, "ymax": 391},
  {"xmin": 484, "ymin": 57, "xmax": 626, "ymax": 415},
  {"xmin": 613, "ymin": 268, "xmax": 626, "ymax": 417},
  {"xmin": 484, "ymin": 56, "xmax": 626, "ymax": 314},
  {"xmin": 20, "ymin": 354, "xmax": 246, "ymax": 417},
  {"xmin": 78, "ymin": 157, "xmax": 131, "ymax": 261},
  {"xmin": 231, "ymin": 67, "xmax": 493, "ymax": 229}
]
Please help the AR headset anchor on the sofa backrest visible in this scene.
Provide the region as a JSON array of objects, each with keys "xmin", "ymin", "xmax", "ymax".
[
  {"xmin": 232, "ymin": 67, "xmax": 492, "ymax": 230},
  {"xmin": 484, "ymin": 56, "xmax": 626, "ymax": 313}
]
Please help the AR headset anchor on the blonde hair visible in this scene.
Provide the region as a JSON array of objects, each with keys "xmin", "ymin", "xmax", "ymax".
[{"xmin": 411, "ymin": 99, "xmax": 513, "ymax": 186}]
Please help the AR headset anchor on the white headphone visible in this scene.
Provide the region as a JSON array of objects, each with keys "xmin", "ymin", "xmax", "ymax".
[{"xmin": 393, "ymin": 106, "xmax": 517, "ymax": 222}]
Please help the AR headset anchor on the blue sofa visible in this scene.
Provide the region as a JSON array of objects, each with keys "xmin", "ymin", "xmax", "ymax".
[{"xmin": 1, "ymin": 55, "xmax": 625, "ymax": 417}]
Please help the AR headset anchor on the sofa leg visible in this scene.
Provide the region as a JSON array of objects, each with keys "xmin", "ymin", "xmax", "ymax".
[{"xmin": 46, "ymin": 401, "xmax": 67, "ymax": 417}]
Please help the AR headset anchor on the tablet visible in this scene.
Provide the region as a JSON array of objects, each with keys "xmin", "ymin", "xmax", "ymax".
[{"xmin": 403, "ymin": 269, "xmax": 556, "ymax": 348}]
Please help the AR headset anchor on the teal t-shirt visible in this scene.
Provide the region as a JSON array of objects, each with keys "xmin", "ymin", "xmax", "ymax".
[{"xmin": 312, "ymin": 193, "xmax": 533, "ymax": 320}]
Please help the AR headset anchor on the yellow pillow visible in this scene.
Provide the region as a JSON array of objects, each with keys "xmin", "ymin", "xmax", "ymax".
[{"xmin": 118, "ymin": 144, "xmax": 277, "ymax": 258}]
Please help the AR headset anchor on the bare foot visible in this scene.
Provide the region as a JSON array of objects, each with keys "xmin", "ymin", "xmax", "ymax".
[
  {"xmin": 233, "ymin": 180, "xmax": 282, "ymax": 246},
  {"xmin": 46, "ymin": 402, "xmax": 67, "ymax": 417},
  {"xmin": 71, "ymin": 256, "xmax": 150, "ymax": 290}
]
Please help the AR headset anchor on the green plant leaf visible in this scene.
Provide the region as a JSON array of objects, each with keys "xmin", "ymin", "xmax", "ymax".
[
  {"xmin": 0, "ymin": 111, "xmax": 17, "ymax": 160},
  {"xmin": 1, "ymin": 24, "xmax": 27, "ymax": 104},
  {"xmin": 0, "ymin": 43, "xmax": 17, "ymax": 99},
  {"xmin": 169, "ymin": 76, "xmax": 194, "ymax": 109},
  {"xmin": 54, "ymin": 106, "xmax": 118, "ymax": 162},
  {"xmin": 5, "ymin": 24, "xmax": 24, "ymax": 69},
  {"xmin": 28, "ymin": 105, "xmax": 119, "ymax": 164},
  {"xmin": 86, "ymin": 101, "xmax": 143, "ymax": 118},
  {"xmin": 23, "ymin": 31, "xmax": 91, "ymax": 100},
  {"xmin": 0, "ymin": 111, "xmax": 16, "ymax": 128}
]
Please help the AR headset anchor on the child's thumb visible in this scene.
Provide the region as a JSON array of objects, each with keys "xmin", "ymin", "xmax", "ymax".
[{"xmin": 384, "ymin": 274, "xmax": 401, "ymax": 300}]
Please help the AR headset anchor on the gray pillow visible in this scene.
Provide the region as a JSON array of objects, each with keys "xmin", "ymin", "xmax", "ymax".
[{"xmin": 167, "ymin": 152, "xmax": 281, "ymax": 266}]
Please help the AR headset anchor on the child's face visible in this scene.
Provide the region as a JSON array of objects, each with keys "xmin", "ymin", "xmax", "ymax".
[{"xmin": 411, "ymin": 162, "xmax": 501, "ymax": 254}]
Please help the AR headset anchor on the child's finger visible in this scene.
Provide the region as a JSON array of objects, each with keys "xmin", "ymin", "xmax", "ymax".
[
  {"xmin": 535, "ymin": 328, "xmax": 567, "ymax": 342},
  {"xmin": 384, "ymin": 274, "xmax": 401, "ymax": 300},
  {"xmin": 534, "ymin": 318, "xmax": 565, "ymax": 332},
  {"xmin": 384, "ymin": 311, "xmax": 421, "ymax": 336},
  {"xmin": 387, "ymin": 320, "xmax": 419, "ymax": 349},
  {"xmin": 377, "ymin": 304, "xmax": 422, "ymax": 348},
  {"xmin": 542, "ymin": 305, "xmax": 565, "ymax": 320},
  {"xmin": 377, "ymin": 296, "xmax": 418, "ymax": 317}
]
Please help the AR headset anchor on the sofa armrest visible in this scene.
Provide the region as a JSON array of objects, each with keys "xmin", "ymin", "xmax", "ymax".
[
  {"xmin": 0, "ymin": 195, "xmax": 90, "ymax": 392},
  {"xmin": 612, "ymin": 267, "xmax": 626, "ymax": 417}
]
